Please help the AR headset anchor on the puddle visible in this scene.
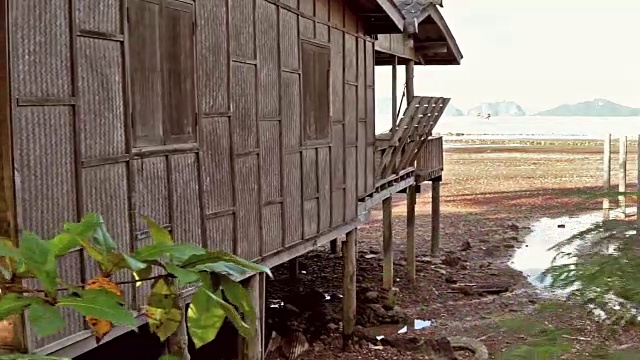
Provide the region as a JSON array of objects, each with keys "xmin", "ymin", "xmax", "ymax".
[
  {"xmin": 365, "ymin": 319, "xmax": 434, "ymax": 340},
  {"xmin": 509, "ymin": 212, "xmax": 603, "ymax": 290}
]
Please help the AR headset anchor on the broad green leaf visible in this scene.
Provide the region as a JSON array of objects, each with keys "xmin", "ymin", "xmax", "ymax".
[
  {"xmin": 19, "ymin": 232, "xmax": 57, "ymax": 292},
  {"xmin": 63, "ymin": 213, "xmax": 102, "ymax": 239},
  {"xmin": 181, "ymin": 251, "xmax": 272, "ymax": 279},
  {"xmin": 134, "ymin": 243, "xmax": 205, "ymax": 263},
  {"xmin": 28, "ymin": 299, "xmax": 65, "ymax": 337},
  {"xmin": 187, "ymin": 280, "xmax": 226, "ymax": 348},
  {"xmin": 221, "ymin": 276, "xmax": 255, "ymax": 326},
  {"xmin": 146, "ymin": 278, "xmax": 181, "ymax": 341},
  {"xmin": 201, "ymin": 288, "xmax": 251, "ymax": 338},
  {"xmin": 190, "ymin": 261, "xmax": 250, "ymax": 279},
  {"xmin": 165, "ymin": 263, "xmax": 200, "ymax": 286},
  {"xmin": 0, "ymin": 293, "xmax": 34, "ymax": 320},
  {"xmin": 108, "ymin": 253, "xmax": 148, "ymax": 272},
  {"xmin": 77, "ymin": 237, "xmax": 108, "ymax": 269},
  {"xmin": 134, "ymin": 266, "xmax": 153, "ymax": 287},
  {"xmin": 47, "ymin": 233, "xmax": 80, "ymax": 257},
  {"xmin": 92, "ymin": 216, "xmax": 117, "ymax": 252},
  {"xmin": 143, "ymin": 216, "xmax": 173, "ymax": 245},
  {"xmin": 0, "ymin": 238, "xmax": 19, "ymax": 259},
  {"xmin": 58, "ymin": 289, "xmax": 135, "ymax": 327}
]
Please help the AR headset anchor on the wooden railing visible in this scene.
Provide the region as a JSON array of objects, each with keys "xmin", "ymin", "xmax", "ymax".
[{"xmin": 415, "ymin": 136, "xmax": 443, "ymax": 181}]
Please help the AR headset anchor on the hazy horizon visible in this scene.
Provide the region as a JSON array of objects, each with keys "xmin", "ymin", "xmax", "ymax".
[{"xmin": 374, "ymin": 0, "xmax": 640, "ymax": 114}]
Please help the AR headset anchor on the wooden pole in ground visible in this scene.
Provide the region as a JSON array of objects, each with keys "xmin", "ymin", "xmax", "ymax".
[
  {"xmin": 637, "ymin": 134, "xmax": 640, "ymax": 230},
  {"xmin": 391, "ymin": 56, "xmax": 398, "ymax": 130},
  {"xmin": 406, "ymin": 184, "xmax": 416, "ymax": 284},
  {"xmin": 619, "ymin": 135, "xmax": 627, "ymax": 216},
  {"xmin": 239, "ymin": 273, "xmax": 265, "ymax": 360},
  {"xmin": 342, "ymin": 228, "xmax": 357, "ymax": 350},
  {"xmin": 288, "ymin": 259, "xmax": 298, "ymax": 279},
  {"xmin": 431, "ymin": 177, "xmax": 441, "ymax": 255},
  {"xmin": 330, "ymin": 239, "xmax": 338, "ymax": 254},
  {"xmin": 603, "ymin": 133, "xmax": 611, "ymax": 220},
  {"xmin": 165, "ymin": 306, "xmax": 191, "ymax": 360},
  {"xmin": 406, "ymin": 61, "xmax": 415, "ymax": 103},
  {"xmin": 382, "ymin": 197, "xmax": 393, "ymax": 289}
]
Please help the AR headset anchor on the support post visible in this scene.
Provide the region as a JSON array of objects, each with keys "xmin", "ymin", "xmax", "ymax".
[
  {"xmin": 330, "ymin": 239, "xmax": 338, "ymax": 254},
  {"xmin": 288, "ymin": 259, "xmax": 298, "ymax": 279},
  {"xmin": 239, "ymin": 273, "xmax": 265, "ymax": 360},
  {"xmin": 406, "ymin": 184, "xmax": 416, "ymax": 284},
  {"xmin": 406, "ymin": 60, "xmax": 415, "ymax": 103},
  {"xmin": 165, "ymin": 306, "xmax": 191, "ymax": 360},
  {"xmin": 619, "ymin": 135, "xmax": 627, "ymax": 215},
  {"xmin": 637, "ymin": 134, "xmax": 640, "ymax": 230},
  {"xmin": 431, "ymin": 177, "xmax": 441, "ymax": 256},
  {"xmin": 603, "ymin": 134, "xmax": 611, "ymax": 220},
  {"xmin": 342, "ymin": 228, "xmax": 357, "ymax": 350},
  {"xmin": 391, "ymin": 56, "xmax": 398, "ymax": 130},
  {"xmin": 382, "ymin": 197, "xmax": 393, "ymax": 289}
]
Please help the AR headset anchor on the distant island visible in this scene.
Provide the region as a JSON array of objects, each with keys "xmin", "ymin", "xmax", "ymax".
[
  {"xmin": 443, "ymin": 104, "xmax": 464, "ymax": 116},
  {"xmin": 534, "ymin": 98, "xmax": 640, "ymax": 117},
  {"xmin": 466, "ymin": 101, "xmax": 526, "ymax": 117}
]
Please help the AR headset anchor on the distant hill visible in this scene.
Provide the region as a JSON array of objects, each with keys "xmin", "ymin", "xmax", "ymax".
[
  {"xmin": 535, "ymin": 99, "xmax": 640, "ymax": 117},
  {"xmin": 466, "ymin": 101, "xmax": 526, "ymax": 117},
  {"xmin": 443, "ymin": 104, "xmax": 464, "ymax": 116}
]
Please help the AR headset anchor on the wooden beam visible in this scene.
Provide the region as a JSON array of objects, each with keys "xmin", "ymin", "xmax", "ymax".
[
  {"xmin": 342, "ymin": 229, "xmax": 357, "ymax": 350},
  {"xmin": 619, "ymin": 136, "xmax": 627, "ymax": 215},
  {"xmin": 431, "ymin": 178, "xmax": 441, "ymax": 255},
  {"xmin": 382, "ymin": 197, "xmax": 393, "ymax": 289},
  {"xmin": 239, "ymin": 273, "xmax": 265, "ymax": 360},
  {"xmin": 406, "ymin": 61, "xmax": 414, "ymax": 103},
  {"xmin": 406, "ymin": 184, "xmax": 416, "ymax": 284},
  {"xmin": 391, "ymin": 56, "xmax": 398, "ymax": 129},
  {"xmin": 603, "ymin": 134, "xmax": 611, "ymax": 220}
]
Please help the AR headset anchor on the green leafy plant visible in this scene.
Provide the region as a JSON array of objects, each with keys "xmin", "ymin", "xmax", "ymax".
[{"xmin": 0, "ymin": 213, "xmax": 271, "ymax": 359}]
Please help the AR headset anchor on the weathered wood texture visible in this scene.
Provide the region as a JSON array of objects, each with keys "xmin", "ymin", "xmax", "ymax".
[
  {"xmin": 6, "ymin": 0, "xmax": 377, "ymax": 353},
  {"xmin": 375, "ymin": 33, "xmax": 417, "ymax": 60},
  {"xmin": 603, "ymin": 134, "xmax": 611, "ymax": 220}
]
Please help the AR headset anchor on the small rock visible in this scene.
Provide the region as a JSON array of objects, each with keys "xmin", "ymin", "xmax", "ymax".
[
  {"xmin": 558, "ymin": 224, "xmax": 566, "ymax": 228},
  {"xmin": 327, "ymin": 323, "xmax": 340, "ymax": 331},
  {"xmin": 364, "ymin": 254, "xmax": 378, "ymax": 259},
  {"xmin": 503, "ymin": 243, "xmax": 516, "ymax": 249},
  {"xmin": 442, "ymin": 254, "xmax": 462, "ymax": 267},
  {"xmin": 385, "ymin": 287, "xmax": 400, "ymax": 308},
  {"xmin": 460, "ymin": 240, "xmax": 472, "ymax": 251},
  {"xmin": 507, "ymin": 236, "xmax": 518, "ymax": 241},
  {"xmin": 364, "ymin": 291, "xmax": 379, "ymax": 301}
]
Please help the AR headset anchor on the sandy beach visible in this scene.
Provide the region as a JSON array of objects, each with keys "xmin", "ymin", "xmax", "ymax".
[{"xmin": 265, "ymin": 138, "xmax": 640, "ymax": 360}]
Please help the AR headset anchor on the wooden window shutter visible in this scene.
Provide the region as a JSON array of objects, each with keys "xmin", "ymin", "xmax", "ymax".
[
  {"xmin": 128, "ymin": 0, "xmax": 164, "ymax": 147},
  {"xmin": 162, "ymin": 0, "xmax": 196, "ymax": 144},
  {"xmin": 302, "ymin": 42, "xmax": 317, "ymax": 141},
  {"xmin": 301, "ymin": 41, "xmax": 331, "ymax": 142}
]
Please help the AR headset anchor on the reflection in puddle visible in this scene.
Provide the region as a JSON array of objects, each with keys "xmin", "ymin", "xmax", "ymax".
[
  {"xmin": 510, "ymin": 212, "xmax": 602, "ymax": 290},
  {"xmin": 366, "ymin": 319, "xmax": 434, "ymax": 340}
]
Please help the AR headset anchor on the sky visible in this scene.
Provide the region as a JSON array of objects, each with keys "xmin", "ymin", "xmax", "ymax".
[{"xmin": 375, "ymin": 0, "xmax": 640, "ymax": 113}]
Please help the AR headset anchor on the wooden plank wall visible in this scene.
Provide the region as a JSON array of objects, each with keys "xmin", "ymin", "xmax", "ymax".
[{"xmin": 7, "ymin": 0, "xmax": 377, "ymax": 352}]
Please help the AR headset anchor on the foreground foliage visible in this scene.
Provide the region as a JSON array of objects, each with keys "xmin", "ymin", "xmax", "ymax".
[{"xmin": 0, "ymin": 213, "xmax": 271, "ymax": 359}]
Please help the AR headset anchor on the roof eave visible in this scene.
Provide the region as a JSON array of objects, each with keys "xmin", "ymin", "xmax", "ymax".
[{"xmin": 412, "ymin": 4, "xmax": 463, "ymax": 65}]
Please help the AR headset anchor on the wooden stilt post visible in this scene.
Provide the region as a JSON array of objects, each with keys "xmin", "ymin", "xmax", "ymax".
[
  {"xmin": 637, "ymin": 134, "xmax": 640, "ymax": 230},
  {"xmin": 288, "ymin": 259, "xmax": 298, "ymax": 279},
  {"xmin": 406, "ymin": 184, "xmax": 416, "ymax": 284},
  {"xmin": 330, "ymin": 239, "xmax": 338, "ymax": 254},
  {"xmin": 431, "ymin": 177, "xmax": 441, "ymax": 256},
  {"xmin": 165, "ymin": 306, "xmax": 191, "ymax": 360},
  {"xmin": 619, "ymin": 135, "xmax": 627, "ymax": 216},
  {"xmin": 382, "ymin": 197, "xmax": 393, "ymax": 289},
  {"xmin": 406, "ymin": 61, "xmax": 415, "ymax": 103},
  {"xmin": 603, "ymin": 134, "xmax": 611, "ymax": 220},
  {"xmin": 239, "ymin": 273, "xmax": 265, "ymax": 360},
  {"xmin": 391, "ymin": 56, "xmax": 398, "ymax": 130},
  {"xmin": 342, "ymin": 228, "xmax": 357, "ymax": 350}
]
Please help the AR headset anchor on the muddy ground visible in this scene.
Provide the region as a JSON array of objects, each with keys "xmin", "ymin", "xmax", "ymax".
[{"xmin": 265, "ymin": 140, "xmax": 640, "ymax": 360}]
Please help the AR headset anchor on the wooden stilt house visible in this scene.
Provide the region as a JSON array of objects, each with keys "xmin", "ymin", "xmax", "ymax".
[{"xmin": 0, "ymin": 0, "xmax": 461, "ymax": 358}]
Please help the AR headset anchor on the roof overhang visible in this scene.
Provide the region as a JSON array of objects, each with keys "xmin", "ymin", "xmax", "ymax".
[
  {"xmin": 398, "ymin": 1, "xmax": 463, "ymax": 65},
  {"xmin": 350, "ymin": 0, "xmax": 405, "ymax": 34}
]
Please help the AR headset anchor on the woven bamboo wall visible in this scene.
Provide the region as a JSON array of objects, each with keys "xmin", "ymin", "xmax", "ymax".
[{"xmin": 7, "ymin": 0, "xmax": 377, "ymax": 352}]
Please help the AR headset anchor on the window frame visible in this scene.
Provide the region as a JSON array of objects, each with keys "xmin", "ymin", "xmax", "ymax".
[
  {"xmin": 126, "ymin": 0, "xmax": 198, "ymax": 150},
  {"xmin": 300, "ymin": 39, "xmax": 332, "ymax": 145}
]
